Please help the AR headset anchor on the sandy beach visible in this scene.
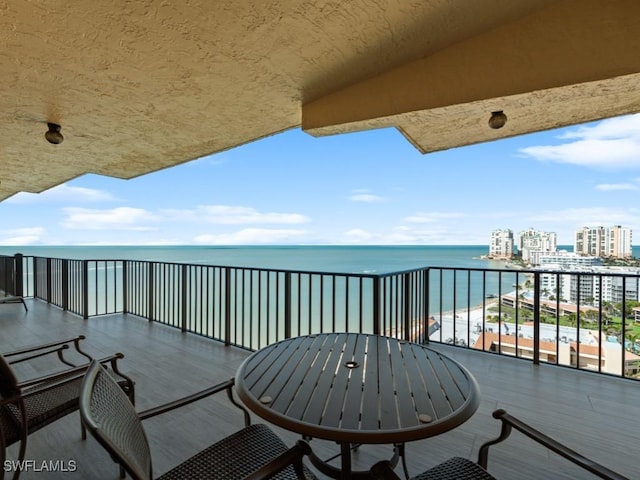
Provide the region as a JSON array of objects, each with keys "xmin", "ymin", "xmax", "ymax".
[
  {"xmin": 385, "ymin": 301, "xmax": 499, "ymax": 344},
  {"xmin": 429, "ymin": 298, "xmax": 600, "ymax": 347},
  {"xmin": 429, "ymin": 300, "xmax": 498, "ymax": 345}
]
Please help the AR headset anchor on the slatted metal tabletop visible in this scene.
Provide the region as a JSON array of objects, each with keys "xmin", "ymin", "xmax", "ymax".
[{"xmin": 235, "ymin": 333, "xmax": 480, "ymax": 476}]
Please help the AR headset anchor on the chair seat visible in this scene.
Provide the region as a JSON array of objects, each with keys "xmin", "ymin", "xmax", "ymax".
[
  {"xmin": 1, "ymin": 376, "xmax": 82, "ymax": 445},
  {"xmin": 157, "ymin": 423, "xmax": 316, "ymax": 480},
  {"xmin": 1, "ymin": 369, "xmax": 132, "ymax": 446},
  {"xmin": 412, "ymin": 457, "xmax": 496, "ymax": 480}
]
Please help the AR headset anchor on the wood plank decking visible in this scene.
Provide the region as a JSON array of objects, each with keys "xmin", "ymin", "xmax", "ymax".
[{"xmin": 2, "ymin": 298, "xmax": 639, "ymax": 479}]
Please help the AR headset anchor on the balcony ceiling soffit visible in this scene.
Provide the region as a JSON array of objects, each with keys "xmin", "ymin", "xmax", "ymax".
[
  {"xmin": 303, "ymin": 0, "xmax": 640, "ymax": 152},
  {"xmin": 1, "ymin": 0, "xmax": 638, "ymax": 201}
]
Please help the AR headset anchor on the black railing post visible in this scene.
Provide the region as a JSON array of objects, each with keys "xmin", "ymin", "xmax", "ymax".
[
  {"xmin": 32, "ymin": 257, "xmax": 39, "ymax": 299},
  {"xmin": 62, "ymin": 259, "xmax": 69, "ymax": 312},
  {"xmin": 424, "ymin": 269, "xmax": 430, "ymax": 344},
  {"xmin": 13, "ymin": 253, "xmax": 24, "ymax": 297},
  {"xmin": 122, "ymin": 260, "xmax": 128, "ymax": 314},
  {"xmin": 403, "ymin": 273, "xmax": 411, "ymax": 341},
  {"xmin": 224, "ymin": 268, "xmax": 232, "ymax": 346},
  {"xmin": 373, "ymin": 277, "xmax": 381, "ymax": 335},
  {"xmin": 284, "ymin": 272, "xmax": 292, "ymax": 339},
  {"xmin": 82, "ymin": 260, "xmax": 89, "ymax": 319},
  {"xmin": 533, "ymin": 272, "xmax": 541, "ymax": 365},
  {"xmin": 148, "ymin": 262, "xmax": 155, "ymax": 321},
  {"xmin": 181, "ymin": 264, "xmax": 188, "ymax": 332},
  {"xmin": 46, "ymin": 257, "xmax": 52, "ymax": 304}
]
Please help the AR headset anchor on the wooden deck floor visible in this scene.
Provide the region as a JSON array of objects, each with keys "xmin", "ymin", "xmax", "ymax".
[{"xmin": 2, "ymin": 298, "xmax": 639, "ymax": 479}]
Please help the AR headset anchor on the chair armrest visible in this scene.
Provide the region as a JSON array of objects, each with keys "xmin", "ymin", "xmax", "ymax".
[
  {"xmin": 138, "ymin": 378, "xmax": 250, "ymax": 425},
  {"xmin": 2, "ymin": 370, "xmax": 87, "ymax": 406},
  {"xmin": 4, "ymin": 335, "xmax": 92, "ymax": 367},
  {"xmin": 17, "ymin": 353, "xmax": 125, "ymax": 389},
  {"xmin": 478, "ymin": 409, "xmax": 630, "ymax": 480},
  {"xmin": 243, "ymin": 440, "xmax": 312, "ymax": 480},
  {"xmin": 369, "ymin": 460, "xmax": 403, "ymax": 480}
]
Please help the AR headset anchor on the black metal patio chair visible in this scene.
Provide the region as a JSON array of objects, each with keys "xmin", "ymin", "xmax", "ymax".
[
  {"xmin": 2, "ymin": 335, "xmax": 135, "ymax": 405},
  {"xmin": 5, "ymin": 335, "xmax": 94, "ymax": 370},
  {"xmin": 79, "ymin": 360, "xmax": 316, "ymax": 480},
  {"xmin": 0, "ymin": 296, "xmax": 27, "ymax": 312},
  {"xmin": 370, "ymin": 409, "xmax": 629, "ymax": 480},
  {"xmin": 0, "ymin": 339, "xmax": 134, "ymax": 480}
]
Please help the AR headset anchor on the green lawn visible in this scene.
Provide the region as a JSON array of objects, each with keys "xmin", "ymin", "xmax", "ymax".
[{"xmin": 487, "ymin": 305, "xmax": 640, "ymax": 338}]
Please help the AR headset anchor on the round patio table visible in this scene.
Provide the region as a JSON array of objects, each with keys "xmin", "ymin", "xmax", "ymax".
[{"xmin": 235, "ymin": 332, "xmax": 480, "ymax": 479}]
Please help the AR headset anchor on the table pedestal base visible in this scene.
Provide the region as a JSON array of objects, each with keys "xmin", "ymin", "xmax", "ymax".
[{"xmin": 307, "ymin": 442, "xmax": 405, "ymax": 480}]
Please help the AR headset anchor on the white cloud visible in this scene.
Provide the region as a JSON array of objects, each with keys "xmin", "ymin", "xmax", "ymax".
[
  {"xmin": 559, "ymin": 114, "xmax": 640, "ymax": 141},
  {"xmin": 340, "ymin": 223, "xmax": 486, "ymax": 245},
  {"xmin": 504, "ymin": 207, "xmax": 640, "ymax": 244},
  {"xmin": 519, "ymin": 113, "xmax": 640, "ymax": 169},
  {"xmin": 162, "ymin": 205, "xmax": 310, "ymax": 224},
  {"xmin": 347, "ymin": 189, "xmax": 385, "ymax": 203},
  {"xmin": 337, "ymin": 211, "xmax": 485, "ymax": 245},
  {"xmin": 343, "ymin": 229, "xmax": 376, "ymax": 243},
  {"xmin": 193, "ymin": 228, "xmax": 308, "ymax": 244},
  {"xmin": 527, "ymin": 207, "xmax": 639, "ymax": 227},
  {"xmin": 404, "ymin": 212, "xmax": 467, "ymax": 223},
  {"xmin": 595, "ymin": 183, "xmax": 638, "ymax": 191},
  {"xmin": 348, "ymin": 194, "xmax": 384, "ymax": 202},
  {"xmin": 347, "ymin": 190, "xmax": 385, "ymax": 202},
  {"xmin": 0, "ymin": 227, "xmax": 46, "ymax": 245},
  {"xmin": 6, "ymin": 184, "xmax": 116, "ymax": 204},
  {"xmin": 61, "ymin": 207, "xmax": 158, "ymax": 231}
]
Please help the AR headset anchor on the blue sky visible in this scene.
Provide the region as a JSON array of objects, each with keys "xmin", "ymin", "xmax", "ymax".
[{"xmin": 1, "ymin": 113, "xmax": 639, "ymax": 246}]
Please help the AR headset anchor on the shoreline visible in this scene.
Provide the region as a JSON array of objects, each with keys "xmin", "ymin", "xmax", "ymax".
[{"xmin": 432, "ymin": 299, "xmax": 499, "ymax": 322}]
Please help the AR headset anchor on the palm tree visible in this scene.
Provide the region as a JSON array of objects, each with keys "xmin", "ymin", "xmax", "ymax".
[
  {"xmin": 626, "ymin": 332, "xmax": 640, "ymax": 354},
  {"xmin": 565, "ymin": 313, "xmax": 578, "ymax": 328}
]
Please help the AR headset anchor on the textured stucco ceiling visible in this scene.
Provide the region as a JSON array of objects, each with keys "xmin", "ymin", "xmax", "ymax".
[{"xmin": 1, "ymin": 0, "xmax": 638, "ymax": 201}]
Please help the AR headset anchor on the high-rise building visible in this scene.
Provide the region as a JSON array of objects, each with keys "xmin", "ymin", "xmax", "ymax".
[
  {"xmin": 489, "ymin": 229, "xmax": 514, "ymax": 259},
  {"xmin": 518, "ymin": 228, "xmax": 557, "ymax": 265},
  {"xmin": 574, "ymin": 225, "xmax": 633, "ymax": 258}
]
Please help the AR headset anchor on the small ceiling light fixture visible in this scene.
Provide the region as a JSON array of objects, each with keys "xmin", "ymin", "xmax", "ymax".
[
  {"xmin": 488, "ymin": 110, "xmax": 507, "ymax": 129},
  {"xmin": 45, "ymin": 123, "xmax": 64, "ymax": 144}
]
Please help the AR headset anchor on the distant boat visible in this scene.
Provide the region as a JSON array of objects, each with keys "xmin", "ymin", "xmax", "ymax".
[{"xmin": 486, "ymin": 294, "xmax": 497, "ymax": 299}]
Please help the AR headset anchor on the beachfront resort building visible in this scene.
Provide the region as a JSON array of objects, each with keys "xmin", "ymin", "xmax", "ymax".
[
  {"xmin": 532, "ymin": 252, "xmax": 640, "ymax": 305},
  {"xmin": 473, "ymin": 331, "xmax": 640, "ymax": 376},
  {"xmin": 517, "ymin": 228, "xmax": 557, "ymax": 265},
  {"xmin": 574, "ymin": 225, "xmax": 633, "ymax": 259},
  {"xmin": 535, "ymin": 252, "xmax": 602, "ymax": 302},
  {"xmin": 538, "ymin": 251, "xmax": 603, "ymax": 270},
  {"xmin": 489, "ymin": 229, "xmax": 514, "ymax": 259}
]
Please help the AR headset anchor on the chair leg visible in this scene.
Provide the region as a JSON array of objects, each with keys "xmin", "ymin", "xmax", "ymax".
[
  {"xmin": 12, "ymin": 439, "xmax": 27, "ymax": 480},
  {"xmin": 11, "ymin": 404, "xmax": 29, "ymax": 480},
  {"xmin": 1, "ymin": 430, "xmax": 6, "ymax": 480}
]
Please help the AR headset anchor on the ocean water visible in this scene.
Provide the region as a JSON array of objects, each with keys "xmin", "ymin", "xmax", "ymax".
[
  {"xmin": 0, "ymin": 245, "xmax": 502, "ymax": 274},
  {"xmin": 0, "ymin": 245, "xmax": 576, "ymax": 340}
]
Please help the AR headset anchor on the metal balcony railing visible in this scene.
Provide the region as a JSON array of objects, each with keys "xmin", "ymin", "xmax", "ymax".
[{"xmin": 3, "ymin": 254, "xmax": 639, "ymax": 380}]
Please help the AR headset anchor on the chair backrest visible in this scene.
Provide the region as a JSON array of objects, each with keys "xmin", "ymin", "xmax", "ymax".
[
  {"xmin": 0, "ymin": 355, "xmax": 20, "ymax": 400},
  {"xmin": 79, "ymin": 361, "xmax": 152, "ymax": 480}
]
